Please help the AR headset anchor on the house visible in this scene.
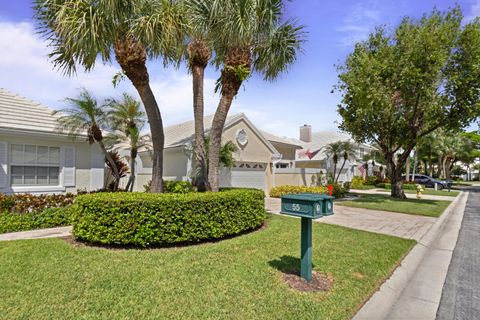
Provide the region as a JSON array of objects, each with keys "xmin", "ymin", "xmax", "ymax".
[
  {"xmin": 0, "ymin": 88, "xmax": 104, "ymax": 194},
  {"xmin": 125, "ymin": 113, "xmax": 372, "ymax": 192}
]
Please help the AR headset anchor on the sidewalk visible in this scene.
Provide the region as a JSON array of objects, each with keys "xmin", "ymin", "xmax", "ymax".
[
  {"xmin": 354, "ymin": 191, "xmax": 468, "ymax": 320},
  {"xmin": 0, "ymin": 226, "xmax": 72, "ymax": 241}
]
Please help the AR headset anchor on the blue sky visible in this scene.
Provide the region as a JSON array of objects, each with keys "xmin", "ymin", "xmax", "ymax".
[{"xmin": 0, "ymin": 0, "xmax": 479, "ymax": 138}]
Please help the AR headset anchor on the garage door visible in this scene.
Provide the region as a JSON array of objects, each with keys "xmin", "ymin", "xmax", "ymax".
[{"xmin": 219, "ymin": 162, "xmax": 266, "ymax": 191}]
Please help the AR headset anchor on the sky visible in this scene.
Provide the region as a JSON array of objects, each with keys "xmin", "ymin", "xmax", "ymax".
[{"xmin": 0, "ymin": 0, "xmax": 479, "ymax": 139}]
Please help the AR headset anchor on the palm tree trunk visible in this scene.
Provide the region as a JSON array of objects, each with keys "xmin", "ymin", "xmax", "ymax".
[
  {"xmin": 114, "ymin": 38, "xmax": 164, "ymax": 193},
  {"xmin": 126, "ymin": 152, "xmax": 136, "ymax": 192},
  {"xmin": 208, "ymin": 93, "xmax": 235, "ymax": 191},
  {"xmin": 97, "ymin": 140, "xmax": 119, "ymax": 191},
  {"xmin": 336, "ymin": 159, "xmax": 347, "ymax": 183},
  {"xmin": 192, "ymin": 64, "xmax": 208, "ymax": 192}
]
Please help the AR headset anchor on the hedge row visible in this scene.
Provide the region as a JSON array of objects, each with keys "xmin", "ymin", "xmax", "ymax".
[
  {"xmin": 72, "ymin": 189, "xmax": 266, "ymax": 247},
  {"xmin": 0, "ymin": 193, "xmax": 75, "ymax": 214},
  {"xmin": 269, "ymin": 184, "xmax": 348, "ymax": 198},
  {"xmin": 0, "ymin": 207, "xmax": 72, "ymax": 234},
  {"xmin": 376, "ymin": 183, "xmax": 418, "ymax": 190}
]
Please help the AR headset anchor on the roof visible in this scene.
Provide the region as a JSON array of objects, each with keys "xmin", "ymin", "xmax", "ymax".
[
  {"xmin": 259, "ymin": 130, "xmax": 303, "ymax": 148},
  {"xmin": 143, "ymin": 113, "xmax": 279, "ymax": 155},
  {"xmin": 296, "ymin": 130, "xmax": 355, "ymax": 161},
  {"xmin": 0, "ymin": 88, "xmax": 64, "ymax": 135}
]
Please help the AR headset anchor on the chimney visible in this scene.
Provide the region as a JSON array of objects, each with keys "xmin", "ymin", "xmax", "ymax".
[{"xmin": 299, "ymin": 124, "xmax": 312, "ymax": 143}]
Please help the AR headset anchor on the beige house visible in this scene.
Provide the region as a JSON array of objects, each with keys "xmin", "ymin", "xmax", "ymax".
[
  {"xmin": 127, "ymin": 114, "xmax": 372, "ymax": 193},
  {"xmin": 0, "ymin": 88, "xmax": 104, "ymax": 194}
]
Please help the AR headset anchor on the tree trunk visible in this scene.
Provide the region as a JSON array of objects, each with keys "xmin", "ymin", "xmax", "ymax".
[
  {"xmin": 390, "ymin": 163, "xmax": 406, "ymax": 199},
  {"xmin": 207, "ymin": 93, "xmax": 235, "ymax": 191},
  {"xmin": 126, "ymin": 151, "xmax": 136, "ymax": 192},
  {"xmin": 336, "ymin": 159, "xmax": 347, "ymax": 183},
  {"xmin": 192, "ymin": 64, "xmax": 208, "ymax": 192},
  {"xmin": 97, "ymin": 139, "xmax": 119, "ymax": 191},
  {"xmin": 405, "ymin": 156, "xmax": 410, "ymax": 181},
  {"xmin": 114, "ymin": 38, "xmax": 164, "ymax": 193},
  {"xmin": 442, "ymin": 156, "xmax": 448, "ymax": 179}
]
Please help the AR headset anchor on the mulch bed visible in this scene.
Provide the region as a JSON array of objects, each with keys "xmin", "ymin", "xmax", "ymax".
[{"xmin": 282, "ymin": 271, "xmax": 334, "ymax": 292}]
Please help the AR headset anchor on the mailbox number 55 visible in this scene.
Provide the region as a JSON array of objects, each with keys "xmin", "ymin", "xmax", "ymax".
[{"xmin": 292, "ymin": 203, "xmax": 301, "ymax": 211}]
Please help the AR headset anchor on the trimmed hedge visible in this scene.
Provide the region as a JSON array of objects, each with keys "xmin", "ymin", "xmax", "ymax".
[
  {"xmin": 269, "ymin": 185, "xmax": 329, "ymax": 198},
  {"xmin": 0, "ymin": 207, "xmax": 73, "ymax": 234},
  {"xmin": 71, "ymin": 189, "xmax": 266, "ymax": 247},
  {"xmin": 376, "ymin": 183, "xmax": 418, "ymax": 190},
  {"xmin": 0, "ymin": 193, "xmax": 75, "ymax": 214}
]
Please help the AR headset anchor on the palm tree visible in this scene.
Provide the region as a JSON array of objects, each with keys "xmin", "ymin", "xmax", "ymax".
[
  {"xmin": 336, "ymin": 141, "xmax": 356, "ymax": 183},
  {"xmin": 54, "ymin": 89, "xmax": 120, "ymax": 190},
  {"xmin": 324, "ymin": 141, "xmax": 343, "ymax": 183},
  {"xmin": 183, "ymin": 0, "xmax": 219, "ymax": 192},
  {"xmin": 105, "ymin": 94, "xmax": 151, "ymax": 191},
  {"xmin": 34, "ymin": 0, "xmax": 185, "ymax": 193},
  {"xmin": 105, "ymin": 127, "xmax": 152, "ymax": 191},
  {"xmin": 206, "ymin": 0, "xmax": 305, "ymax": 191}
]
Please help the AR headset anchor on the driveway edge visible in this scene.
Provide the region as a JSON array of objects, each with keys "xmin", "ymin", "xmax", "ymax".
[{"xmin": 353, "ymin": 191, "xmax": 468, "ymax": 320}]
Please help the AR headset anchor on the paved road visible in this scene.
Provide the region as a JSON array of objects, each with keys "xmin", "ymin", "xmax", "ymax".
[{"xmin": 437, "ymin": 187, "xmax": 480, "ymax": 320}]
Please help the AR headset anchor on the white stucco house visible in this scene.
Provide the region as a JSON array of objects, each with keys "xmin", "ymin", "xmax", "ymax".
[
  {"xmin": 0, "ymin": 88, "xmax": 104, "ymax": 194},
  {"xmin": 123, "ymin": 114, "xmax": 374, "ymax": 193}
]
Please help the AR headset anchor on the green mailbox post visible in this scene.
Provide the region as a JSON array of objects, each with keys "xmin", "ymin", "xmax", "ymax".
[{"xmin": 280, "ymin": 193, "xmax": 334, "ymax": 282}]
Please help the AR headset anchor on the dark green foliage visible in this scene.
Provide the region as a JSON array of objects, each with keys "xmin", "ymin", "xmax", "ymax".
[
  {"xmin": 376, "ymin": 183, "xmax": 417, "ymax": 190},
  {"xmin": 330, "ymin": 183, "xmax": 348, "ymax": 198},
  {"xmin": 163, "ymin": 180, "xmax": 195, "ymax": 194},
  {"xmin": 72, "ymin": 189, "xmax": 266, "ymax": 247},
  {"xmin": 365, "ymin": 176, "xmax": 380, "ymax": 186},
  {"xmin": 0, "ymin": 207, "xmax": 73, "ymax": 234}
]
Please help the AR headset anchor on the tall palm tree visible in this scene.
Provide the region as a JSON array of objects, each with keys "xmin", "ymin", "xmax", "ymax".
[
  {"xmin": 54, "ymin": 89, "xmax": 120, "ymax": 190},
  {"xmin": 34, "ymin": 0, "xmax": 185, "ymax": 193},
  {"xmin": 336, "ymin": 141, "xmax": 356, "ymax": 183},
  {"xmin": 105, "ymin": 94, "xmax": 151, "ymax": 191},
  {"xmin": 206, "ymin": 0, "xmax": 305, "ymax": 191},
  {"xmin": 325, "ymin": 141, "xmax": 343, "ymax": 183},
  {"xmin": 183, "ymin": 0, "xmax": 219, "ymax": 191}
]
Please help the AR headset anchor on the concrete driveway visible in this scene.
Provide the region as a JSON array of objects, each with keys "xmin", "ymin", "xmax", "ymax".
[{"xmin": 265, "ymin": 197, "xmax": 437, "ymax": 241}]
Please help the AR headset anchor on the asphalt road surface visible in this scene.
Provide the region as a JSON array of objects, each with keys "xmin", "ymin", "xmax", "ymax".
[{"xmin": 437, "ymin": 186, "xmax": 480, "ymax": 320}]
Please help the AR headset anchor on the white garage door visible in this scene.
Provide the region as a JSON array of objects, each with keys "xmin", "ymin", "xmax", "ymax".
[{"xmin": 219, "ymin": 162, "xmax": 266, "ymax": 191}]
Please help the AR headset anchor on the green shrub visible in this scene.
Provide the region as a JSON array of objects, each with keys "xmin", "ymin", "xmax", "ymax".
[
  {"xmin": 343, "ymin": 181, "xmax": 351, "ymax": 191},
  {"xmin": 269, "ymin": 185, "xmax": 329, "ymax": 198},
  {"xmin": 331, "ymin": 183, "xmax": 348, "ymax": 198},
  {"xmin": 365, "ymin": 175, "xmax": 380, "ymax": 186},
  {"xmin": 71, "ymin": 189, "xmax": 265, "ymax": 247},
  {"xmin": 351, "ymin": 176, "xmax": 365, "ymax": 189},
  {"xmin": 143, "ymin": 180, "xmax": 195, "ymax": 193},
  {"xmin": 376, "ymin": 183, "xmax": 417, "ymax": 190},
  {"xmin": 0, "ymin": 207, "xmax": 73, "ymax": 234}
]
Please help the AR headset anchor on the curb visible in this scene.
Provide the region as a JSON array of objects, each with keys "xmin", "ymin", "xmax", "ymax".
[{"xmin": 353, "ymin": 191, "xmax": 468, "ymax": 320}]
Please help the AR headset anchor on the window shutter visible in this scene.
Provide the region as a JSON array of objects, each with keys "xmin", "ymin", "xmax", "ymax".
[
  {"xmin": 63, "ymin": 146, "xmax": 76, "ymax": 187},
  {"xmin": 0, "ymin": 142, "xmax": 7, "ymax": 187}
]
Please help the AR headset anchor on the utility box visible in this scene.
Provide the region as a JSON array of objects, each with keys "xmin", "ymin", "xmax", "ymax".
[{"xmin": 281, "ymin": 193, "xmax": 334, "ymax": 219}]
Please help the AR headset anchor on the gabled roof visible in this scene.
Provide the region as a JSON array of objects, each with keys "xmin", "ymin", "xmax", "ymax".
[
  {"xmin": 0, "ymin": 88, "xmax": 63, "ymax": 135},
  {"xmin": 260, "ymin": 130, "xmax": 303, "ymax": 148},
  {"xmin": 296, "ymin": 131, "xmax": 355, "ymax": 161},
  {"xmin": 157, "ymin": 113, "xmax": 279, "ymax": 155}
]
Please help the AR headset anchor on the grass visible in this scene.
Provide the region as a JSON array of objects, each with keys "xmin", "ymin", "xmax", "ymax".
[
  {"xmin": 0, "ymin": 214, "xmax": 414, "ymax": 320},
  {"xmin": 401, "ymin": 189, "xmax": 459, "ymax": 197},
  {"xmin": 337, "ymin": 194, "xmax": 451, "ymax": 217}
]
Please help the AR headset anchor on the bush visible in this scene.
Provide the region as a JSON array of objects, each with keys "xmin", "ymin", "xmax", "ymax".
[
  {"xmin": 0, "ymin": 207, "xmax": 73, "ymax": 234},
  {"xmin": 331, "ymin": 183, "xmax": 348, "ymax": 198},
  {"xmin": 365, "ymin": 175, "xmax": 380, "ymax": 186},
  {"xmin": 350, "ymin": 176, "xmax": 365, "ymax": 189},
  {"xmin": 343, "ymin": 181, "xmax": 351, "ymax": 191},
  {"xmin": 0, "ymin": 193, "xmax": 75, "ymax": 214},
  {"xmin": 143, "ymin": 180, "xmax": 195, "ymax": 193},
  {"xmin": 269, "ymin": 185, "xmax": 329, "ymax": 198},
  {"xmin": 376, "ymin": 183, "xmax": 417, "ymax": 190},
  {"xmin": 71, "ymin": 189, "xmax": 266, "ymax": 247}
]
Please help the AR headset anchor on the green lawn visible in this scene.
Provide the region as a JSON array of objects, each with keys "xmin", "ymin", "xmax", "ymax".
[
  {"xmin": 0, "ymin": 214, "xmax": 414, "ymax": 320},
  {"xmin": 337, "ymin": 194, "xmax": 451, "ymax": 217},
  {"xmin": 401, "ymin": 189, "xmax": 459, "ymax": 197}
]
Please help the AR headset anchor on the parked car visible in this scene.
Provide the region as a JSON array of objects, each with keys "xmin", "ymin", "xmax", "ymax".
[{"xmin": 402, "ymin": 174, "xmax": 450, "ymax": 190}]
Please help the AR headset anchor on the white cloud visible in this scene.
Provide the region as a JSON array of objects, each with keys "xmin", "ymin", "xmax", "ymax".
[
  {"xmin": 336, "ymin": 1, "xmax": 381, "ymax": 46},
  {"xmin": 465, "ymin": 0, "xmax": 480, "ymax": 22},
  {"xmin": 0, "ymin": 20, "xmax": 218, "ymax": 128}
]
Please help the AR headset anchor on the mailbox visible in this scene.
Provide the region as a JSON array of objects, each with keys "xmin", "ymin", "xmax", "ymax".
[
  {"xmin": 281, "ymin": 193, "xmax": 334, "ymax": 219},
  {"xmin": 279, "ymin": 192, "xmax": 335, "ymax": 282}
]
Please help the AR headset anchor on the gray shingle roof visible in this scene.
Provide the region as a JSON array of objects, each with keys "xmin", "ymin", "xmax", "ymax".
[
  {"xmin": 259, "ymin": 130, "xmax": 303, "ymax": 148},
  {"xmin": 0, "ymin": 88, "xmax": 62, "ymax": 134},
  {"xmin": 296, "ymin": 131, "xmax": 354, "ymax": 161}
]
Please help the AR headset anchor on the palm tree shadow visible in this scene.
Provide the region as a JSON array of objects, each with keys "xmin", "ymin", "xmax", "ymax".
[{"xmin": 268, "ymin": 255, "xmax": 316, "ymax": 275}]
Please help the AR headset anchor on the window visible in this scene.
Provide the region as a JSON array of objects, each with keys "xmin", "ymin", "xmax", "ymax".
[
  {"xmin": 359, "ymin": 147, "xmax": 365, "ymax": 158},
  {"xmin": 10, "ymin": 144, "xmax": 60, "ymax": 186}
]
